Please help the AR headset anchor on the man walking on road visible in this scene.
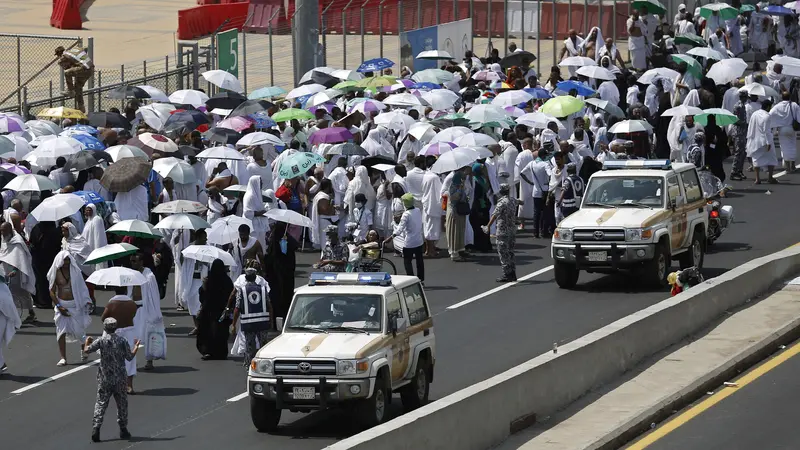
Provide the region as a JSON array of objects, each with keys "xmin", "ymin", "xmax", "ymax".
[
  {"xmin": 232, "ymin": 268, "xmax": 272, "ymax": 367},
  {"xmin": 84, "ymin": 318, "xmax": 140, "ymax": 443},
  {"xmin": 484, "ymin": 184, "xmax": 518, "ymax": 282},
  {"xmin": 55, "ymin": 46, "xmax": 94, "ymax": 113}
]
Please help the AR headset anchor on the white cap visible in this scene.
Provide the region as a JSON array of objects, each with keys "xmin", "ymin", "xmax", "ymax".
[{"xmin": 679, "ymin": 3, "xmax": 686, "ymax": 10}]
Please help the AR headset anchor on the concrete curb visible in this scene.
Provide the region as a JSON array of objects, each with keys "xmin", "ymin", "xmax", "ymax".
[{"xmin": 325, "ymin": 246, "xmax": 800, "ymax": 450}]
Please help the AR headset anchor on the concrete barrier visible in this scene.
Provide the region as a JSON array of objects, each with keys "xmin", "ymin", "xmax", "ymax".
[{"xmin": 326, "ymin": 246, "xmax": 800, "ymax": 450}]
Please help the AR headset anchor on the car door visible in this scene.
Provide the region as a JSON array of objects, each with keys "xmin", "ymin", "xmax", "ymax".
[
  {"xmin": 385, "ymin": 291, "xmax": 409, "ymax": 385},
  {"xmin": 666, "ymin": 175, "xmax": 687, "ymax": 252},
  {"xmin": 679, "ymin": 169, "xmax": 706, "ymax": 247},
  {"xmin": 400, "ymin": 282, "xmax": 433, "ymax": 381}
]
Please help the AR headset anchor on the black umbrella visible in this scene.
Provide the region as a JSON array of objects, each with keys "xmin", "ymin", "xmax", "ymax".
[
  {"xmin": 163, "ymin": 110, "xmax": 209, "ymax": 136},
  {"xmin": 203, "ymin": 127, "xmax": 242, "ymax": 146},
  {"xmin": 499, "ymin": 51, "xmax": 537, "ymax": 70},
  {"xmin": 206, "ymin": 91, "xmax": 248, "ymax": 110},
  {"xmin": 106, "ymin": 85, "xmax": 151, "ymax": 100},
  {"xmin": 168, "ymin": 103, "xmax": 197, "ymax": 110},
  {"xmin": 0, "ymin": 169, "xmax": 16, "ymax": 189},
  {"xmin": 299, "ymin": 70, "xmax": 340, "ymax": 88},
  {"xmin": 88, "ymin": 111, "xmax": 131, "ymax": 129},
  {"xmin": 328, "ymin": 142, "xmax": 369, "ymax": 156},
  {"xmin": 64, "ymin": 150, "xmax": 113, "ymax": 172},
  {"xmin": 177, "ymin": 145, "xmax": 199, "ymax": 157},
  {"xmin": 229, "ymin": 99, "xmax": 275, "ymax": 118},
  {"xmin": 361, "ymin": 155, "xmax": 396, "ymax": 168}
]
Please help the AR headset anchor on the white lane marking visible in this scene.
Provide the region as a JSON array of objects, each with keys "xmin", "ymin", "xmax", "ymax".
[
  {"xmin": 227, "ymin": 391, "xmax": 249, "ymax": 402},
  {"xmin": 447, "ymin": 265, "xmax": 554, "ymax": 310},
  {"xmin": 11, "ymin": 360, "xmax": 99, "ymax": 394}
]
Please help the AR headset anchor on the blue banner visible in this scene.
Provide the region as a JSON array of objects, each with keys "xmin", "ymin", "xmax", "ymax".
[{"xmin": 399, "ymin": 25, "xmax": 439, "ymax": 73}]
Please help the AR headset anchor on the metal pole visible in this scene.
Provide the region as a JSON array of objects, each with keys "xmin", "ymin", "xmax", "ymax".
[
  {"xmin": 321, "ymin": 8, "xmax": 328, "ymax": 67},
  {"xmin": 454, "ymin": 0, "xmax": 458, "ymax": 20},
  {"xmin": 87, "ymin": 37, "xmax": 94, "ymax": 114},
  {"xmin": 598, "ymin": 0, "xmax": 603, "ymax": 46},
  {"xmin": 435, "ymin": 0, "xmax": 440, "ymax": 25},
  {"xmin": 537, "ymin": 0, "xmax": 541, "ymax": 75},
  {"xmin": 470, "ymin": 0, "xmax": 474, "ymax": 49},
  {"xmin": 344, "ymin": 2, "xmax": 352, "ymax": 69},
  {"xmin": 22, "ymin": 87, "xmax": 28, "ymax": 119},
  {"xmin": 242, "ymin": 31, "xmax": 248, "ymax": 94},
  {"xmin": 143, "ymin": 60, "xmax": 148, "ymax": 83},
  {"xmin": 503, "ymin": 0, "xmax": 508, "ymax": 54},
  {"xmin": 379, "ymin": 0, "xmax": 385, "ymax": 58},
  {"xmin": 120, "ymin": 64, "xmax": 125, "ymax": 110},
  {"xmin": 292, "ymin": 15, "xmax": 299, "ymax": 86},
  {"xmin": 166, "ymin": 55, "xmax": 170, "ymax": 93},
  {"xmin": 97, "ymin": 70, "xmax": 102, "ymax": 111},
  {"xmin": 488, "ymin": 0, "xmax": 492, "ymax": 47},
  {"xmin": 398, "ymin": 0, "xmax": 404, "ymax": 37},
  {"xmin": 269, "ymin": 24, "xmax": 276, "ymax": 86},
  {"xmin": 16, "ymin": 37, "xmax": 21, "ymax": 114},
  {"xmin": 417, "ymin": 0, "xmax": 422, "ymax": 28},
  {"xmin": 584, "ymin": 0, "xmax": 588, "ymax": 37},
  {"xmin": 49, "ymin": 80, "xmax": 53, "ymax": 108},
  {"xmin": 521, "ymin": 0, "xmax": 525, "ymax": 51},
  {"xmin": 210, "ymin": 34, "xmax": 216, "ymax": 95},
  {"xmin": 568, "ymin": 0, "xmax": 572, "ymax": 32},
  {"xmin": 360, "ymin": 5, "xmax": 366, "ymax": 64},
  {"xmin": 613, "ymin": 0, "xmax": 617, "ymax": 42},
  {"xmin": 551, "ymin": 0, "xmax": 556, "ymax": 69}
]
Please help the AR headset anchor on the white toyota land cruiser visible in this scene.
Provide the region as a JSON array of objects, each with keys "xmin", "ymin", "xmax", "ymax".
[
  {"xmin": 247, "ymin": 272, "xmax": 435, "ymax": 432},
  {"xmin": 551, "ymin": 159, "xmax": 709, "ymax": 288}
]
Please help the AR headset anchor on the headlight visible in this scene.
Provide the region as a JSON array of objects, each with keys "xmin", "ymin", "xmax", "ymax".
[
  {"xmin": 625, "ymin": 228, "xmax": 653, "ymax": 241},
  {"xmin": 338, "ymin": 359, "xmax": 370, "ymax": 375},
  {"xmin": 554, "ymin": 228, "xmax": 573, "ymax": 242},
  {"xmin": 250, "ymin": 358, "xmax": 273, "ymax": 376}
]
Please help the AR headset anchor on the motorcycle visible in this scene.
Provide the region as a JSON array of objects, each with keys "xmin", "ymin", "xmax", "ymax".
[{"xmin": 706, "ymin": 189, "xmax": 733, "ymax": 245}]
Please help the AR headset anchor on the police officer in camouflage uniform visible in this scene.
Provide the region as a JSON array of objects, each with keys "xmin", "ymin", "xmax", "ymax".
[
  {"xmin": 485, "ymin": 184, "xmax": 518, "ymax": 282},
  {"xmin": 55, "ymin": 45, "xmax": 94, "ymax": 112},
  {"xmin": 83, "ymin": 318, "xmax": 140, "ymax": 442}
]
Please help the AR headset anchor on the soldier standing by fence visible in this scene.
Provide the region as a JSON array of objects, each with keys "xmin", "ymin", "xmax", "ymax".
[{"xmin": 55, "ymin": 45, "xmax": 94, "ymax": 112}]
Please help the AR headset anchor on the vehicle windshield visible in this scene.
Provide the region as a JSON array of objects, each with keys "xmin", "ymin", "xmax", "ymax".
[
  {"xmin": 583, "ymin": 176, "xmax": 665, "ymax": 208},
  {"xmin": 285, "ymin": 294, "xmax": 383, "ymax": 333}
]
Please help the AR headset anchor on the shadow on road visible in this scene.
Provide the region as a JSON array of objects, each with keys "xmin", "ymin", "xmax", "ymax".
[{"xmin": 137, "ymin": 387, "xmax": 198, "ymax": 397}]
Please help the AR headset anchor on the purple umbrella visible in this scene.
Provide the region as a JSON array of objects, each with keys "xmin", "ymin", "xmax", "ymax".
[
  {"xmin": 307, "ymin": 103, "xmax": 335, "ymax": 114},
  {"xmin": 0, "ymin": 115, "xmax": 25, "ymax": 133},
  {"xmin": 308, "ymin": 127, "xmax": 354, "ymax": 145},
  {"xmin": 0, "ymin": 163, "xmax": 32, "ymax": 175}
]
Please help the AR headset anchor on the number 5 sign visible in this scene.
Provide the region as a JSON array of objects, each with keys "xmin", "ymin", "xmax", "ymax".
[{"xmin": 217, "ymin": 29, "xmax": 239, "ymax": 78}]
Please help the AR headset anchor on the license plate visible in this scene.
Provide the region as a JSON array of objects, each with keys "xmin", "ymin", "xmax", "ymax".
[
  {"xmin": 587, "ymin": 251, "xmax": 607, "ymax": 262},
  {"xmin": 293, "ymin": 387, "xmax": 315, "ymax": 400}
]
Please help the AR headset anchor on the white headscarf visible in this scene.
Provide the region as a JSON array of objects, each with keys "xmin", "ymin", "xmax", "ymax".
[
  {"xmin": 81, "ymin": 204, "xmax": 107, "ymax": 252},
  {"xmin": 344, "ymin": 166, "xmax": 377, "ymax": 212},
  {"xmin": 47, "ymin": 250, "xmax": 92, "ymax": 303},
  {"xmin": 0, "ymin": 231, "xmax": 36, "ymax": 294},
  {"xmin": 582, "ymin": 27, "xmax": 605, "ymax": 61},
  {"xmin": 362, "ymin": 128, "xmax": 395, "ymax": 159},
  {"xmin": 61, "ymin": 222, "xmax": 92, "ymax": 275},
  {"xmin": 242, "ymin": 175, "xmax": 264, "ymax": 218}
]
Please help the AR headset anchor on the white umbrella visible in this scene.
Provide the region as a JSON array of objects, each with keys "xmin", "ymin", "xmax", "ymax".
[
  {"xmin": 741, "ymin": 83, "xmax": 780, "ymax": 99},
  {"xmin": 152, "ymin": 200, "xmax": 207, "ymax": 214},
  {"xmin": 608, "ymin": 120, "xmax": 654, "ymax": 134},
  {"xmin": 154, "ymin": 213, "xmax": 211, "ymax": 230},
  {"xmin": 182, "ymin": 244, "xmax": 236, "ymax": 266},
  {"xmin": 139, "ymin": 132, "xmax": 178, "ymax": 153},
  {"xmin": 430, "ymin": 126, "xmax": 473, "ymax": 143},
  {"xmin": 491, "ymin": 90, "xmax": 534, "ymax": 107},
  {"xmin": 202, "ymin": 70, "xmax": 244, "ymax": 93},
  {"xmin": 374, "ymin": 111, "xmax": 416, "ymax": 131},
  {"xmin": 575, "ymin": 65, "xmax": 616, "ymax": 81},
  {"xmin": 464, "ymin": 104, "xmax": 510, "ymax": 124},
  {"xmin": 3, "ymin": 174, "xmax": 58, "ymax": 192},
  {"xmin": 307, "ymin": 88, "xmax": 344, "ymax": 108},
  {"xmin": 472, "ymin": 70, "xmax": 502, "ymax": 82},
  {"xmin": 168, "ymin": 90, "xmax": 209, "ymax": 107},
  {"xmin": 266, "ymin": 209, "xmax": 314, "ymax": 228},
  {"xmin": 412, "ymin": 69, "xmax": 455, "ymax": 84},
  {"xmin": 298, "ymin": 67, "xmax": 336, "ymax": 84},
  {"xmin": 152, "ymin": 157, "xmax": 197, "ymax": 184},
  {"xmin": 516, "ymin": 112, "xmax": 563, "ymax": 129},
  {"xmin": 29, "ymin": 193, "xmax": 84, "ymax": 221},
  {"xmin": 638, "ymin": 67, "xmax": 681, "ymax": 84},
  {"xmin": 105, "ymin": 145, "xmax": 149, "ymax": 161},
  {"xmin": 331, "ymin": 69, "xmax": 363, "ymax": 81},
  {"xmin": 286, "ymin": 83, "xmax": 326, "ymax": 100},
  {"xmin": 87, "ymin": 267, "xmax": 147, "ymax": 287},
  {"xmin": 196, "ymin": 146, "xmax": 245, "ymax": 160},
  {"xmin": 662, "ymin": 105, "xmax": 704, "ymax": 117},
  {"xmin": 236, "ymin": 132, "xmax": 284, "ymax": 147},
  {"xmin": 209, "ymin": 108, "xmax": 232, "ymax": 117},
  {"xmin": 421, "ymin": 89, "xmax": 460, "ymax": 111},
  {"xmin": 349, "ymin": 99, "xmax": 387, "ymax": 114},
  {"xmin": 420, "ymin": 142, "xmax": 455, "ymax": 156},
  {"xmin": 136, "ymin": 104, "xmax": 175, "ymax": 130},
  {"xmin": 416, "ymin": 50, "xmax": 453, "ymax": 60},
  {"xmin": 107, "ymin": 219, "xmax": 163, "ymax": 239},
  {"xmin": 384, "ymin": 93, "xmax": 430, "ymax": 108},
  {"xmin": 706, "ymin": 58, "xmax": 748, "ymax": 85},
  {"xmin": 85, "ymin": 243, "xmax": 139, "ymax": 265},
  {"xmin": 455, "ymin": 133, "xmax": 498, "ymax": 147},
  {"xmin": 1, "ymin": 134, "xmax": 32, "ymax": 159},
  {"xmin": 559, "ymin": 56, "xmax": 597, "ymax": 67},
  {"xmin": 25, "ymin": 120, "xmax": 62, "ymax": 137},
  {"xmin": 430, "ymin": 147, "xmax": 481, "ymax": 174},
  {"xmin": 408, "ymin": 122, "xmax": 436, "ymax": 141},
  {"xmin": 584, "ymin": 98, "xmax": 626, "ymax": 119},
  {"xmin": 136, "ymin": 85, "xmax": 170, "ymax": 102},
  {"xmin": 207, "ymin": 216, "xmax": 253, "ymax": 245},
  {"xmin": 687, "ymin": 47, "xmax": 725, "ymax": 61},
  {"xmin": 26, "ymin": 136, "xmax": 81, "ymax": 166}
]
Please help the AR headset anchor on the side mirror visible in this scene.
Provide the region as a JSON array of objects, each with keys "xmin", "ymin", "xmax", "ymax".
[{"xmin": 389, "ymin": 316, "xmax": 399, "ymax": 336}]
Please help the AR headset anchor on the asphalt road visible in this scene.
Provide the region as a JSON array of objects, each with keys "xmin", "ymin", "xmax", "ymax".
[
  {"xmin": 630, "ymin": 339, "xmax": 800, "ymax": 450},
  {"xmin": 1, "ymin": 169, "xmax": 798, "ymax": 450}
]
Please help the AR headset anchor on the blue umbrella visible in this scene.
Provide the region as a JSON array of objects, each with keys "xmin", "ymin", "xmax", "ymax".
[
  {"xmin": 556, "ymin": 81, "xmax": 596, "ymax": 97},
  {"xmin": 74, "ymin": 190, "xmax": 105, "ymax": 205},
  {"xmin": 71, "ymin": 133, "xmax": 106, "ymax": 150},
  {"xmin": 66, "ymin": 125, "xmax": 98, "ymax": 135},
  {"xmin": 410, "ymin": 82, "xmax": 441, "ymax": 90},
  {"xmin": 249, "ymin": 86, "xmax": 287, "ymax": 99},
  {"xmin": 249, "ymin": 111, "xmax": 277, "ymax": 129},
  {"xmin": 524, "ymin": 87, "xmax": 553, "ymax": 99},
  {"xmin": 763, "ymin": 5, "xmax": 794, "ymax": 15},
  {"xmin": 357, "ymin": 57, "xmax": 395, "ymax": 73}
]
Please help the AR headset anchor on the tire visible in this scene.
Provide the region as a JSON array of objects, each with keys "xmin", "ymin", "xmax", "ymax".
[
  {"xmin": 679, "ymin": 230, "xmax": 705, "ymax": 270},
  {"xmin": 373, "ymin": 258, "xmax": 397, "ymax": 275},
  {"xmin": 250, "ymin": 396, "xmax": 281, "ymax": 433},
  {"xmin": 645, "ymin": 243, "xmax": 670, "ymax": 288},
  {"xmin": 357, "ymin": 372, "xmax": 389, "ymax": 428},
  {"xmin": 554, "ymin": 261, "xmax": 580, "ymax": 289},
  {"xmin": 400, "ymin": 357, "xmax": 431, "ymax": 411}
]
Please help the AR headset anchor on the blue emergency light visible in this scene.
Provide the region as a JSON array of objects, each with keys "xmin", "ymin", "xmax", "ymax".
[
  {"xmin": 308, "ymin": 272, "xmax": 392, "ymax": 286},
  {"xmin": 602, "ymin": 159, "xmax": 671, "ymax": 171}
]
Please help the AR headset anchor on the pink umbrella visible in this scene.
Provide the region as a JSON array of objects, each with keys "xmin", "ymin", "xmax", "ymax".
[
  {"xmin": 0, "ymin": 163, "xmax": 32, "ymax": 175},
  {"xmin": 420, "ymin": 141, "xmax": 456, "ymax": 156},
  {"xmin": 217, "ymin": 116, "xmax": 254, "ymax": 132},
  {"xmin": 308, "ymin": 127, "xmax": 354, "ymax": 145},
  {"xmin": 504, "ymin": 106, "xmax": 526, "ymax": 117}
]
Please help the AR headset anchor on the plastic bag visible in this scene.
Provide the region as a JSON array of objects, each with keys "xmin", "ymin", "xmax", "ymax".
[{"xmin": 145, "ymin": 318, "xmax": 167, "ymax": 360}]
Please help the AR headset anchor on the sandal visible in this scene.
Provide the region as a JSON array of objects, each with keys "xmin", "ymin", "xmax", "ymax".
[
  {"xmin": 142, "ymin": 362, "xmax": 154, "ymax": 371},
  {"xmin": 57, "ymin": 359, "xmax": 67, "ymax": 366},
  {"xmin": 768, "ymin": 178, "xmax": 779, "ymax": 184}
]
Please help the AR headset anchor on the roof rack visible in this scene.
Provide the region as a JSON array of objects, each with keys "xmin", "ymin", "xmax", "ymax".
[
  {"xmin": 308, "ymin": 272, "xmax": 392, "ymax": 287},
  {"xmin": 602, "ymin": 159, "xmax": 671, "ymax": 171}
]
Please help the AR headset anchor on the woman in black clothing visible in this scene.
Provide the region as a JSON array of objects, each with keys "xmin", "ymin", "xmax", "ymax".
[
  {"xmin": 264, "ymin": 221, "xmax": 298, "ymax": 320},
  {"xmin": 29, "ymin": 221, "xmax": 62, "ymax": 308},
  {"xmin": 469, "ymin": 163, "xmax": 493, "ymax": 253},
  {"xmin": 703, "ymin": 115, "xmax": 729, "ymax": 183},
  {"xmin": 196, "ymin": 259, "xmax": 233, "ymax": 360}
]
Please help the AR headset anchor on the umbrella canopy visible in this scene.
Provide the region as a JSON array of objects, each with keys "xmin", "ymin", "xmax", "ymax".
[
  {"xmin": 236, "ymin": 132, "xmax": 283, "ymax": 147},
  {"xmin": 73, "ymin": 190, "xmax": 105, "ymax": 205},
  {"xmin": 272, "ymin": 108, "xmax": 314, "ymax": 122},
  {"xmin": 608, "ymin": 119, "xmax": 654, "ymax": 134},
  {"xmin": 416, "ymin": 50, "xmax": 453, "ymax": 60},
  {"xmin": 151, "ymin": 199, "xmax": 207, "ymax": 214},
  {"xmin": 671, "ymin": 55, "xmax": 703, "ymax": 79},
  {"xmin": 107, "ymin": 219, "xmax": 163, "ymax": 239},
  {"xmin": 739, "ymin": 4, "xmax": 756, "ymax": 12},
  {"xmin": 138, "ymin": 132, "xmax": 179, "ymax": 154},
  {"xmin": 100, "ymin": 157, "xmax": 152, "ymax": 192},
  {"xmin": 638, "ymin": 67, "xmax": 680, "ymax": 84},
  {"xmin": 741, "ymin": 83, "xmax": 780, "ymax": 99},
  {"xmin": 696, "ymin": 108, "xmax": 738, "ymax": 126},
  {"xmin": 412, "ymin": 69, "xmax": 456, "ymax": 84},
  {"xmin": 206, "ymin": 91, "xmax": 248, "ymax": 110},
  {"xmin": 632, "ymin": 0, "xmax": 666, "ymax": 14},
  {"xmin": 3, "ymin": 174, "xmax": 58, "ymax": 192},
  {"xmin": 37, "ymin": 106, "xmax": 87, "ymax": 120},
  {"xmin": 25, "ymin": 119, "xmax": 62, "ymax": 137},
  {"xmin": 674, "ymin": 34, "xmax": 707, "ymax": 48},
  {"xmin": 357, "ymin": 57, "xmax": 395, "ymax": 73},
  {"xmin": 105, "ymin": 145, "xmax": 149, "ymax": 161},
  {"xmin": 136, "ymin": 104, "xmax": 175, "ymax": 130},
  {"xmin": 298, "ymin": 70, "xmax": 340, "ymax": 88},
  {"xmin": 556, "ymin": 81, "xmax": 596, "ymax": 97},
  {"xmin": 464, "ymin": 104, "xmax": 510, "ymax": 124},
  {"xmin": 154, "ymin": 213, "xmax": 211, "ymax": 230},
  {"xmin": 421, "ymin": 89, "xmax": 460, "ymax": 111},
  {"xmin": 374, "ymin": 110, "xmax": 417, "ymax": 131},
  {"xmin": 24, "ymin": 136, "xmax": 81, "ymax": 167},
  {"xmin": 63, "ymin": 150, "xmax": 112, "ymax": 172},
  {"xmin": 169, "ymin": 90, "xmax": 209, "ymax": 107},
  {"xmin": 106, "ymin": 85, "xmax": 150, "ymax": 100},
  {"xmin": 286, "ymin": 83, "xmax": 326, "ymax": 100},
  {"xmin": 356, "ymin": 76, "xmax": 398, "ymax": 91},
  {"xmin": 29, "ymin": 193, "xmax": 84, "ymax": 221},
  {"xmin": 559, "ymin": 56, "xmax": 596, "ymax": 67},
  {"xmin": 221, "ymin": 184, "xmax": 247, "ymax": 198},
  {"xmin": 136, "ymin": 85, "xmax": 170, "ymax": 102},
  {"xmin": 516, "ymin": 112, "xmax": 564, "ymax": 129},
  {"xmin": 763, "ymin": 5, "xmax": 794, "ymax": 15},
  {"xmin": 70, "ymin": 133, "xmax": 106, "ymax": 151},
  {"xmin": 541, "ymin": 96, "xmax": 585, "ymax": 117},
  {"xmin": 411, "ymin": 81, "xmax": 442, "ymax": 90},
  {"xmin": 430, "ymin": 126, "xmax": 473, "ymax": 143},
  {"xmin": 408, "ymin": 122, "xmax": 436, "ymax": 141},
  {"xmin": 249, "ymin": 86, "xmax": 286, "ymax": 99},
  {"xmin": 0, "ymin": 135, "xmax": 31, "ymax": 159},
  {"xmin": 217, "ymin": 116, "xmax": 254, "ymax": 132},
  {"xmin": 278, "ymin": 152, "xmax": 325, "ymax": 179},
  {"xmin": 204, "ymin": 127, "xmax": 242, "ymax": 146},
  {"xmin": 0, "ymin": 169, "xmax": 16, "ymax": 189},
  {"xmin": 88, "ymin": 111, "xmax": 131, "ymax": 129},
  {"xmin": 662, "ymin": 105, "xmax": 704, "ymax": 117},
  {"xmin": 152, "ymin": 157, "xmax": 197, "ymax": 184},
  {"xmin": 328, "ymin": 142, "xmax": 369, "ymax": 156},
  {"xmin": 85, "ymin": 243, "xmax": 139, "ymax": 265},
  {"xmin": 0, "ymin": 116, "xmax": 24, "ymax": 133},
  {"xmin": 87, "ymin": 267, "xmax": 147, "ymax": 287},
  {"xmin": 491, "ymin": 90, "xmax": 534, "ymax": 107},
  {"xmin": 266, "ymin": 209, "xmax": 314, "ymax": 228},
  {"xmin": 349, "ymin": 99, "xmax": 387, "ymax": 114},
  {"xmin": 575, "ymin": 65, "xmax": 616, "ymax": 81},
  {"xmin": 430, "ymin": 147, "xmax": 480, "ymax": 174},
  {"xmin": 687, "ymin": 47, "xmax": 725, "ymax": 61},
  {"xmin": 207, "ymin": 216, "xmax": 253, "ymax": 245},
  {"xmin": 455, "ymin": 133, "xmax": 498, "ymax": 147},
  {"xmin": 182, "ymin": 244, "xmax": 236, "ymax": 266},
  {"xmin": 524, "ymin": 87, "xmax": 553, "ymax": 99},
  {"xmin": 195, "ymin": 146, "xmax": 245, "ymax": 161},
  {"xmin": 309, "ymin": 127, "xmax": 353, "ymax": 145},
  {"xmin": 0, "ymin": 163, "xmax": 31, "ymax": 175},
  {"xmin": 699, "ymin": 2, "xmax": 739, "ymax": 19},
  {"xmin": 499, "ymin": 51, "xmax": 536, "ymax": 70},
  {"xmin": 707, "ymin": 58, "xmax": 747, "ymax": 85},
  {"xmin": 585, "ymin": 98, "xmax": 626, "ymax": 119},
  {"xmin": 307, "ymin": 89, "xmax": 344, "ymax": 108},
  {"xmin": 472, "ymin": 70, "xmax": 503, "ymax": 82},
  {"xmin": 202, "ymin": 69, "xmax": 244, "ymax": 92},
  {"xmin": 228, "ymin": 99, "xmax": 274, "ymax": 118},
  {"xmin": 420, "ymin": 141, "xmax": 456, "ymax": 156}
]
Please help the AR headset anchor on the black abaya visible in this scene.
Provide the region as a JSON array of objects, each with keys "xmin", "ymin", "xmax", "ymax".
[
  {"xmin": 29, "ymin": 221, "xmax": 62, "ymax": 308},
  {"xmin": 196, "ymin": 260, "xmax": 233, "ymax": 359},
  {"xmin": 264, "ymin": 223, "xmax": 298, "ymax": 319}
]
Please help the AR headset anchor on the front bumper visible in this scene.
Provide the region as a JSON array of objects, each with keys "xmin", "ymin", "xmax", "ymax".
[
  {"xmin": 552, "ymin": 242, "xmax": 655, "ymax": 268},
  {"xmin": 248, "ymin": 376, "xmax": 373, "ymax": 409}
]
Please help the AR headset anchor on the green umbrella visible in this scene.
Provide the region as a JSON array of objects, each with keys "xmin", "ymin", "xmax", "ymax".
[
  {"xmin": 355, "ymin": 76, "xmax": 397, "ymax": 91},
  {"xmin": 278, "ymin": 152, "xmax": 325, "ymax": 179},
  {"xmin": 107, "ymin": 219, "xmax": 163, "ymax": 239},
  {"xmin": 332, "ymin": 80, "xmax": 364, "ymax": 92},
  {"xmin": 85, "ymin": 243, "xmax": 139, "ymax": 265},
  {"xmin": 739, "ymin": 4, "xmax": 756, "ymax": 12},
  {"xmin": 695, "ymin": 108, "xmax": 738, "ymax": 126},
  {"xmin": 632, "ymin": 0, "xmax": 666, "ymax": 15},
  {"xmin": 429, "ymin": 113, "xmax": 471, "ymax": 128},
  {"xmin": 541, "ymin": 96, "xmax": 585, "ymax": 118},
  {"xmin": 671, "ymin": 54, "xmax": 703, "ymax": 79},
  {"xmin": 674, "ymin": 33, "xmax": 707, "ymax": 48},
  {"xmin": 700, "ymin": 3, "xmax": 739, "ymax": 20},
  {"xmin": 272, "ymin": 108, "xmax": 314, "ymax": 123}
]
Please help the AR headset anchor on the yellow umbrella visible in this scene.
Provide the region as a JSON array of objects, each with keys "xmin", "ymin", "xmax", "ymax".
[
  {"xmin": 37, "ymin": 106, "xmax": 87, "ymax": 120},
  {"xmin": 355, "ymin": 76, "xmax": 397, "ymax": 92}
]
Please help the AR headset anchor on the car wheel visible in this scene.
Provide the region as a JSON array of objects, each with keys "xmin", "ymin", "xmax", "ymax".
[
  {"xmin": 554, "ymin": 261, "xmax": 580, "ymax": 289},
  {"xmin": 250, "ymin": 396, "xmax": 281, "ymax": 433},
  {"xmin": 358, "ymin": 372, "xmax": 389, "ymax": 428},
  {"xmin": 679, "ymin": 231, "xmax": 705, "ymax": 270},
  {"xmin": 645, "ymin": 243, "xmax": 670, "ymax": 288},
  {"xmin": 401, "ymin": 358, "xmax": 430, "ymax": 411}
]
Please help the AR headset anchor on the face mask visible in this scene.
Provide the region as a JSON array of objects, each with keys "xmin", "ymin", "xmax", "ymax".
[{"xmin": 279, "ymin": 237, "xmax": 288, "ymax": 254}]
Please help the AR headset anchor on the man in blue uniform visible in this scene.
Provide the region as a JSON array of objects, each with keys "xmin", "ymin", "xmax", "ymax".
[
  {"xmin": 231, "ymin": 268, "xmax": 273, "ymax": 366},
  {"xmin": 558, "ymin": 163, "xmax": 584, "ymax": 219}
]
